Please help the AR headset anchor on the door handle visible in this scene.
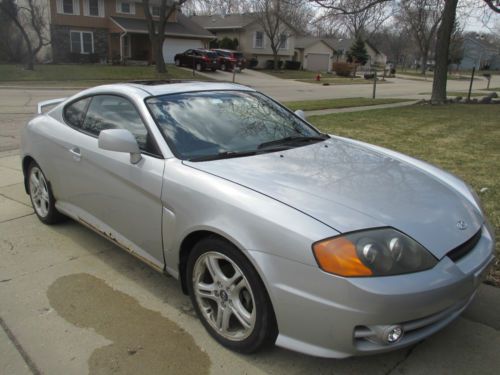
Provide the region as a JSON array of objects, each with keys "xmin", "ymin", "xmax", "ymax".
[{"xmin": 69, "ymin": 147, "xmax": 81, "ymax": 161}]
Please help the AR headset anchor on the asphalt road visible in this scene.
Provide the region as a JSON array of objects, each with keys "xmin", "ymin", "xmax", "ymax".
[{"xmin": 1, "ymin": 74, "xmax": 500, "ymax": 374}]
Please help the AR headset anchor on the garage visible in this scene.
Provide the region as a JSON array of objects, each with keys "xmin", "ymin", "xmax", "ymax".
[
  {"xmin": 307, "ymin": 53, "xmax": 330, "ymax": 72},
  {"xmin": 163, "ymin": 38, "xmax": 203, "ymax": 63},
  {"xmin": 110, "ymin": 14, "xmax": 213, "ymax": 64},
  {"xmin": 294, "ymin": 38, "xmax": 334, "ymax": 72}
]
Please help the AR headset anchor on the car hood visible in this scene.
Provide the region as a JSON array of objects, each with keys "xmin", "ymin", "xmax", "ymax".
[{"xmin": 184, "ymin": 137, "xmax": 483, "ymax": 259}]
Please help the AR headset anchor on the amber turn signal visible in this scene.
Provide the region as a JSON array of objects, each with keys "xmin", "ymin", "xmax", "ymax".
[{"xmin": 313, "ymin": 237, "xmax": 373, "ymax": 277}]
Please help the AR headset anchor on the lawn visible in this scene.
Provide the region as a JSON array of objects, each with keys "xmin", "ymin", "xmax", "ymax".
[
  {"xmin": 260, "ymin": 69, "xmax": 382, "ymax": 84},
  {"xmin": 398, "ymin": 70, "xmax": 475, "ymax": 81},
  {"xmin": 418, "ymin": 91, "xmax": 488, "ymax": 98},
  {"xmin": 283, "ymin": 97, "xmax": 409, "ymax": 111},
  {"xmin": 309, "ymin": 104, "xmax": 500, "ymax": 286},
  {"xmin": 0, "ymin": 64, "xmax": 206, "ymax": 85},
  {"xmin": 295, "ymin": 77, "xmax": 389, "ymax": 85},
  {"xmin": 260, "ymin": 69, "xmax": 333, "ymax": 79}
]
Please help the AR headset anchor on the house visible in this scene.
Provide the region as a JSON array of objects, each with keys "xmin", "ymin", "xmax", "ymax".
[
  {"xmin": 325, "ymin": 38, "xmax": 387, "ymax": 69},
  {"xmin": 190, "ymin": 13, "xmax": 295, "ymax": 68},
  {"xmin": 461, "ymin": 35, "xmax": 500, "ymax": 70},
  {"xmin": 27, "ymin": 0, "xmax": 213, "ymax": 64},
  {"xmin": 294, "ymin": 37, "xmax": 335, "ymax": 72}
]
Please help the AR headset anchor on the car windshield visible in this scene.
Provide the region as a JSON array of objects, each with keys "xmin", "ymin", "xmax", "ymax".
[{"xmin": 146, "ymin": 91, "xmax": 325, "ymax": 161}]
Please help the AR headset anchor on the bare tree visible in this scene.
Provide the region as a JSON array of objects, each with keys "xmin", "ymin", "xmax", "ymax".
[
  {"xmin": 317, "ymin": 0, "xmax": 390, "ymax": 38},
  {"xmin": 143, "ymin": 0, "xmax": 189, "ymax": 73},
  {"xmin": 312, "ymin": 0, "xmax": 500, "ymax": 104},
  {"xmin": 252, "ymin": 0, "xmax": 293, "ymax": 70},
  {"xmin": 396, "ymin": 0, "xmax": 443, "ymax": 74},
  {"xmin": 183, "ymin": 0, "xmax": 248, "ymax": 15},
  {"xmin": 370, "ymin": 26, "xmax": 413, "ymax": 69},
  {"xmin": 0, "ymin": 0, "xmax": 50, "ymax": 70}
]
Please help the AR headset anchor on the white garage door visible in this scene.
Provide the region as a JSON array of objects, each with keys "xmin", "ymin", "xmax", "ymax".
[
  {"xmin": 162, "ymin": 38, "xmax": 203, "ymax": 63},
  {"xmin": 307, "ymin": 53, "xmax": 330, "ymax": 72}
]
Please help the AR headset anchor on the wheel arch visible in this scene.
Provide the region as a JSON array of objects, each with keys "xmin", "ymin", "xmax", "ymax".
[
  {"xmin": 22, "ymin": 155, "xmax": 36, "ymax": 194},
  {"xmin": 177, "ymin": 229, "xmax": 273, "ymax": 302}
]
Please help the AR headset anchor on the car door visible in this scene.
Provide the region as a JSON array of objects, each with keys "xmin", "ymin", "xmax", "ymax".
[
  {"xmin": 182, "ymin": 49, "xmax": 193, "ymax": 67},
  {"xmin": 56, "ymin": 94, "xmax": 165, "ymax": 267}
]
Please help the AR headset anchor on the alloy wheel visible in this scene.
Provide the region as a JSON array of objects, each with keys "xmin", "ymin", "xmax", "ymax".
[
  {"xmin": 192, "ymin": 251, "xmax": 256, "ymax": 341},
  {"xmin": 29, "ymin": 166, "xmax": 50, "ymax": 218}
]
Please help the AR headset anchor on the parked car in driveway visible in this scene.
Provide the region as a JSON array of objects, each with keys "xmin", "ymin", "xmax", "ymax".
[
  {"xmin": 21, "ymin": 81, "xmax": 495, "ymax": 358},
  {"xmin": 174, "ymin": 49, "xmax": 220, "ymax": 71},
  {"xmin": 212, "ymin": 49, "xmax": 247, "ymax": 71}
]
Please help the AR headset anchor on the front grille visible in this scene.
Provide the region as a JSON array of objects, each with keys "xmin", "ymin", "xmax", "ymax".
[{"xmin": 446, "ymin": 230, "xmax": 482, "ymax": 262}]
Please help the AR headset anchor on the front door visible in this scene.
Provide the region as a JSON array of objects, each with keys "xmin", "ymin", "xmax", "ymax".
[{"xmin": 54, "ymin": 94, "xmax": 165, "ymax": 267}]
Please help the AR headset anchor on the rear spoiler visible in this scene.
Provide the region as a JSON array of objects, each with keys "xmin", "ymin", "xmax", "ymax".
[{"xmin": 37, "ymin": 98, "xmax": 67, "ymax": 114}]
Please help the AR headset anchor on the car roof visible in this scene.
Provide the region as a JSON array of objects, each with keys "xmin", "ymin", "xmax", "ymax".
[
  {"xmin": 213, "ymin": 49, "xmax": 237, "ymax": 52},
  {"xmin": 74, "ymin": 81, "xmax": 256, "ymax": 99}
]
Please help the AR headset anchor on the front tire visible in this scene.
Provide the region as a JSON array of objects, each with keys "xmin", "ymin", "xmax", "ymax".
[
  {"xmin": 28, "ymin": 161, "xmax": 65, "ymax": 224},
  {"xmin": 174, "ymin": 59, "xmax": 180, "ymax": 67},
  {"xmin": 187, "ymin": 237, "xmax": 278, "ymax": 353},
  {"xmin": 196, "ymin": 63, "xmax": 203, "ymax": 72},
  {"xmin": 221, "ymin": 63, "xmax": 227, "ymax": 71}
]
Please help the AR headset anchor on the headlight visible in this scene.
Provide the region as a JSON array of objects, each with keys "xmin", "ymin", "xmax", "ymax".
[{"xmin": 312, "ymin": 228, "xmax": 437, "ymax": 277}]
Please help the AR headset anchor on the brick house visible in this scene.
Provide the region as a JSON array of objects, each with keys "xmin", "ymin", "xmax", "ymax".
[{"xmin": 33, "ymin": 0, "xmax": 214, "ymax": 63}]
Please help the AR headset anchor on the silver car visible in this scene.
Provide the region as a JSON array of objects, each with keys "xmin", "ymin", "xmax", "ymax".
[{"xmin": 21, "ymin": 81, "xmax": 495, "ymax": 358}]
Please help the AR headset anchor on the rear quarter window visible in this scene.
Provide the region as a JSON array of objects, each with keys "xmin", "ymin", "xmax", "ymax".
[{"xmin": 64, "ymin": 98, "xmax": 91, "ymax": 129}]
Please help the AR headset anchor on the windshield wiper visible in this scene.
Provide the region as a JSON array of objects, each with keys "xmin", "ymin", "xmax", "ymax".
[
  {"xmin": 257, "ymin": 134, "xmax": 329, "ymax": 150},
  {"xmin": 187, "ymin": 145, "xmax": 293, "ymax": 162},
  {"xmin": 188, "ymin": 150, "xmax": 258, "ymax": 162}
]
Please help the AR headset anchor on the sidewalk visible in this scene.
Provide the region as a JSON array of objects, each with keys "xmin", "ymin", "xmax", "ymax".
[{"xmin": 304, "ymin": 100, "xmax": 421, "ymax": 117}]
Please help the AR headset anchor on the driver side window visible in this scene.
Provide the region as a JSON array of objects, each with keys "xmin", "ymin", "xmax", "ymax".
[{"xmin": 82, "ymin": 95, "xmax": 155, "ymax": 154}]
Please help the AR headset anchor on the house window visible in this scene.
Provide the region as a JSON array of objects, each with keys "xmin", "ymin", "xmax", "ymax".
[
  {"xmin": 58, "ymin": 0, "xmax": 80, "ymax": 15},
  {"xmin": 63, "ymin": 0, "xmax": 74, "ymax": 13},
  {"xmin": 88, "ymin": 0, "xmax": 99, "ymax": 16},
  {"xmin": 151, "ymin": 6, "xmax": 160, "ymax": 17},
  {"xmin": 254, "ymin": 31, "xmax": 264, "ymax": 49},
  {"xmin": 84, "ymin": 0, "xmax": 103, "ymax": 17},
  {"xmin": 70, "ymin": 31, "xmax": 94, "ymax": 54},
  {"xmin": 117, "ymin": 1, "xmax": 135, "ymax": 14},
  {"xmin": 279, "ymin": 34, "xmax": 288, "ymax": 49}
]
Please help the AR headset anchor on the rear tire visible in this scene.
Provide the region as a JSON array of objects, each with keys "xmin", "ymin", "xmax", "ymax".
[
  {"xmin": 187, "ymin": 237, "xmax": 278, "ymax": 354},
  {"xmin": 27, "ymin": 161, "xmax": 65, "ymax": 224}
]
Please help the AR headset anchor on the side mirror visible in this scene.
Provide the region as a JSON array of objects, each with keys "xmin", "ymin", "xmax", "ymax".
[
  {"xmin": 98, "ymin": 129, "xmax": 142, "ymax": 164},
  {"xmin": 294, "ymin": 109, "xmax": 306, "ymax": 120}
]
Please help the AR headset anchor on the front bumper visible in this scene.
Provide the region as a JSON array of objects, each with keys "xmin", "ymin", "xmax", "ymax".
[{"xmin": 249, "ymin": 224, "xmax": 495, "ymax": 358}]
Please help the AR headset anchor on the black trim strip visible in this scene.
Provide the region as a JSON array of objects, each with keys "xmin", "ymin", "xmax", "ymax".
[{"xmin": 447, "ymin": 229, "xmax": 482, "ymax": 262}]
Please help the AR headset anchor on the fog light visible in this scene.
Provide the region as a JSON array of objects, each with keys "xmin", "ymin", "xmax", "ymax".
[{"xmin": 385, "ymin": 325, "xmax": 404, "ymax": 344}]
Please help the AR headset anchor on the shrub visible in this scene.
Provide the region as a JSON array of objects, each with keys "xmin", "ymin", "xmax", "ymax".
[
  {"xmin": 332, "ymin": 62, "xmax": 354, "ymax": 77},
  {"xmin": 265, "ymin": 59, "xmax": 283, "ymax": 69},
  {"xmin": 285, "ymin": 60, "xmax": 301, "ymax": 70},
  {"xmin": 248, "ymin": 57, "xmax": 258, "ymax": 69}
]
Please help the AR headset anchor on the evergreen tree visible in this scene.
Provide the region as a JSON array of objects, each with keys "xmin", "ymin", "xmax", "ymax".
[{"xmin": 347, "ymin": 36, "xmax": 369, "ymax": 66}]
